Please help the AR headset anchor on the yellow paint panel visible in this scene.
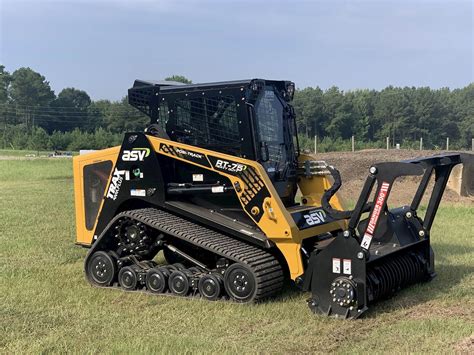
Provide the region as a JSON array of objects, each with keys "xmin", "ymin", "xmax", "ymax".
[
  {"xmin": 73, "ymin": 147, "xmax": 120, "ymax": 246},
  {"xmin": 72, "ymin": 138, "xmax": 349, "ymax": 280}
]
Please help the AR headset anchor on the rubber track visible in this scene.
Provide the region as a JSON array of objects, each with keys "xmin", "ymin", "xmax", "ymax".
[{"xmin": 116, "ymin": 208, "xmax": 284, "ymax": 301}]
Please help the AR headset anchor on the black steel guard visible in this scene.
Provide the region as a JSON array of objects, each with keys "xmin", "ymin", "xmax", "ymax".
[{"xmin": 324, "ymin": 153, "xmax": 471, "ymax": 245}]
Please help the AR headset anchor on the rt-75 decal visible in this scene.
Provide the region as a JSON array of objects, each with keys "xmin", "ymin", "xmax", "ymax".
[{"xmin": 214, "ymin": 159, "xmax": 247, "ymax": 173}]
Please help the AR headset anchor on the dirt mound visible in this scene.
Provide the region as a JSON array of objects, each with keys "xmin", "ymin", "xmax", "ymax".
[{"xmin": 315, "ymin": 149, "xmax": 473, "ymax": 205}]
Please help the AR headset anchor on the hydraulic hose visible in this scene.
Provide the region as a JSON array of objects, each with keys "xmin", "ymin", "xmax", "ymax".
[{"xmin": 321, "ymin": 165, "xmax": 372, "ymax": 220}]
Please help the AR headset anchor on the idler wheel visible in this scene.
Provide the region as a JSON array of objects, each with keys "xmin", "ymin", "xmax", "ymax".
[
  {"xmin": 86, "ymin": 251, "xmax": 117, "ymax": 286},
  {"xmin": 224, "ymin": 263, "xmax": 257, "ymax": 302}
]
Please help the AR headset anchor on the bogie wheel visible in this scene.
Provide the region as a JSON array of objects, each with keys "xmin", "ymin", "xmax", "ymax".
[
  {"xmin": 119, "ymin": 266, "xmax": 138, "ymax": 290},
  {"xmin": 86, "ymin": 251, "xmax": 117, "ymax": 286},
  {"xmin": 198, "ymin": 274, "xmax": 223, "ymax": 301},
  {"xmin": 169, "ymin": 270, "xmax": 190, "ymax": 296},
  {"xmin": 146, "ymin": 267, "xmax": 168, "ymax": 293},
  {"xmin": 224, "ymin": 263, "xmax": 257, "ymax": 303}
]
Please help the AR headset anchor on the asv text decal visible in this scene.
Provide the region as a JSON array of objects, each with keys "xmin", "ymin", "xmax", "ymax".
[
  {"xmin": 122, "ymin": 148, "xmax": 151, "ymax": 162},
  {"xmin": 303, "ymin": 209, "xmax": 327, "ymax": 226}
]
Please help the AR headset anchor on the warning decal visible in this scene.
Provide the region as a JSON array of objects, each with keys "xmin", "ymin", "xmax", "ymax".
[
  {"xmin": 361, "ymin": 233, "xmax": 373, "ymax": 249},
  {"xmin": 343, "ymin": 259, "xmax": 352, "ymax": 275},
  {"xmin": 332, "ymin": 258, "xmax": 341, "ymax": 274},
  {"xmin": 192, "ymin": 174, "xmax": 204, "ymax": 182}
]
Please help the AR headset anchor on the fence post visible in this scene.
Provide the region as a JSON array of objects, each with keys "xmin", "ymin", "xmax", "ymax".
[
  {"xmin": 446, "ymin": 137, "xmax": 449, "ymax": 151},
  {"xmin": 314, "ymin": 135, "xmax": 317, "ymax": 154},
  {"xmin": 420, "ymin": 137, "xmax": 423, "ymax": 151},
  {"xmin": 472, "ymin": 138, "xmax": 474, "ymax": 151},
  {"xmin": 386, "ymin": 137, "xmax": 389, "ymax": 150},
  {"xmin": 351, "ymin": 135, "xmax": 355, "ymax": 152}
]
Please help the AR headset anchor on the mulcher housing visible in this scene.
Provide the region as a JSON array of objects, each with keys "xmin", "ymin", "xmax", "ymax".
[{"xmin": 73, "ymin": 78, "xmax": 472, "ymax": 318}]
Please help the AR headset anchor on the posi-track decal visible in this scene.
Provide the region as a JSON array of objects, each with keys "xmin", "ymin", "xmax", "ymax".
[
  {"xmin": 159, "ymin": 143, "xmax": 211, "ymax": 167},
  {"xmin": 361, "ymin": 181, "xmax": 390, "ymax": 249}
]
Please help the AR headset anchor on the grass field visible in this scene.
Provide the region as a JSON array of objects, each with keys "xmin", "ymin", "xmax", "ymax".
[{"xmin": 1, "ymin": 158, "xmax": 473, "ymax": 353}]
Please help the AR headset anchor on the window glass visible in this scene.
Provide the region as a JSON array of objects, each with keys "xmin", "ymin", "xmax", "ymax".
[
  {"xmin": 158, "ymin": 101, "xmax": 169, "ymax": 129},
  {"xmin": 256, "ymin": 88, "xmax": 284, "ymax": 143},
  {"xmin": 83, "ymin": 161, "xmax": 112, "ymax": 230},
  {"xmin": 255, "ymin": 87, "xmax": 286, "ymax": 170},
  {"xmin": 173, "ymin": 95, "xmax": 240, "ymax": 153}
]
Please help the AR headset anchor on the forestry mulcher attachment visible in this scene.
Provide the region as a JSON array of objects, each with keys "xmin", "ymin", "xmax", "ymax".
[{"xmin": 73, "ymin": 79, "xmax": 471, "ymax": 318}]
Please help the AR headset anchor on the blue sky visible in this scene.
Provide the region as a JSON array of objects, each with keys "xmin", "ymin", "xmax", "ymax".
[{"xmin": 1, "ymin": 0, "xmax": 472, "ymax": 100}]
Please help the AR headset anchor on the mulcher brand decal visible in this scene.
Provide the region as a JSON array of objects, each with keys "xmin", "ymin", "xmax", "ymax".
[
  {"xmin": 122, "ymin": 148, "xmax": 150, "ymax": 162},
  {"xmin": 106, "ymin": 168, "xmax": 126, "ymax": 200},
  {"xmin": 361, "ymin": 181, "xmax": 390, "ymax": 249}
]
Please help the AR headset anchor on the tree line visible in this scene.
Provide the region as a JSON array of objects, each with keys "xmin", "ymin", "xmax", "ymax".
[{"xmin": 0, "ymin": 65, "xmax": 472, "ymax": 151}]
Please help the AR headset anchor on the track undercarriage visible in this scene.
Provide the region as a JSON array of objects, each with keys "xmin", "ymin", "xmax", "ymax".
[{"xmin": 85, "ymin": 208, "xmax": 284, "ymax": 302}]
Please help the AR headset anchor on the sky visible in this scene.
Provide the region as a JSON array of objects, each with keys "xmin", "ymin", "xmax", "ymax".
[{"xmin": 0, "ymin": 0, "xmax": 473, "ymax": 100}]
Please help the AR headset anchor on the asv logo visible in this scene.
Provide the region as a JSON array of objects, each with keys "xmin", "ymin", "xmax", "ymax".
[
  {"xmin": 122, "ymin": 148, "xmax": 150, "ymax": 162},
  {"xmin": 106, "ymin": 169, "xmax": 126, "ymax": 200},
  {"xmin": 303, "ymin": 209, "xmax": 327, "ymax": 226}
]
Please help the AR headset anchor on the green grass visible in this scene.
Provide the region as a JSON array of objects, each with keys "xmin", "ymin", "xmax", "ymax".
[
  {"xmin": 0, "ymin": 149, "xmax": 77, "ymax": 157},
  {"xmin": 0, "ymin": 159, "xmax": 473, "ymax": 353},
  {"xmin": 0, "ymin": 149, "xmax": 53, "ymax": 157}
]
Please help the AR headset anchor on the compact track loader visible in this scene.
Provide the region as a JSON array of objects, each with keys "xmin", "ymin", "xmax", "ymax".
[{"xmin": 74, "ymin": 79, "xmax": 471, "ymax": 318}]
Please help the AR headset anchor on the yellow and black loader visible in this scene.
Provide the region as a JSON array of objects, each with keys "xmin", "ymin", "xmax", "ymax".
[{"xmin": 73, "ymin": 79, "xmax": 471, "ymax": 318}]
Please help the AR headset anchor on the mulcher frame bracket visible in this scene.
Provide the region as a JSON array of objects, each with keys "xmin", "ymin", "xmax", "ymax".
[{"xmin": 304, "ymin": 152, "xmax": 471, "ymax": 319}]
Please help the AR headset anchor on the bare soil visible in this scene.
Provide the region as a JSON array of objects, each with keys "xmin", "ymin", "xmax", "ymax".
[
  {"xmin": 454, "ymin": 335, "xmax": 474, "ymax": 353},
  {"xmin": 316, "ymin": 149, "xmax": 473, "ymax": 205}
]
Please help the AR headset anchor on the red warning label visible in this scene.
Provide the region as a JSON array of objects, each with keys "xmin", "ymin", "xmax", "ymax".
[{"xmin": 362, "ymin": 181, "xmax": 390, "ymax": 249}]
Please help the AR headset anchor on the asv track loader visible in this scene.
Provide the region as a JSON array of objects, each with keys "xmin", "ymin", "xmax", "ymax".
[{"xmin": 73, "ymin": 79, "xmax": 471, "ymax": 318}]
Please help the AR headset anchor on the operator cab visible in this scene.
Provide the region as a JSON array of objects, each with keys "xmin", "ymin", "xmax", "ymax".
[{"xmin": 128, "ymin": 78, "xmax": 299, "ymax": 205}]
